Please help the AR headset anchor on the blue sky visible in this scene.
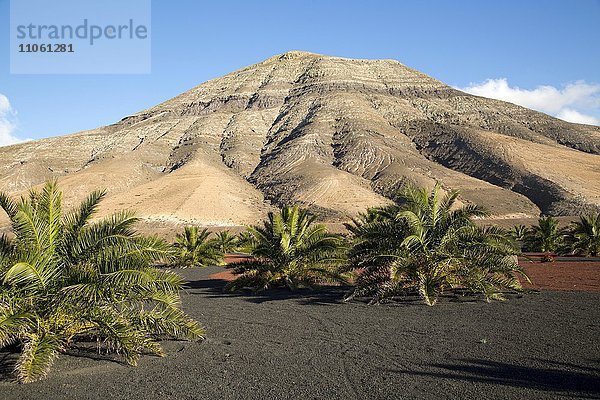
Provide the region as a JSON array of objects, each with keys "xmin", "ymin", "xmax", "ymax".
[{"xmin": 1, "ymin": 0, "xmax": 600, "ymax": 145}]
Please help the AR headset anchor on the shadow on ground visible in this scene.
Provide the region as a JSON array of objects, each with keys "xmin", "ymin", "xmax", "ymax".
[
  {"xmin": 393, "ymin": 358, "xmax": 600, "ymax": 397},
  {"xmin": 184, "ymin": 278, "xmax": 351, "ymax": 305},
  {"xmin": 184, "ymin": 278, "xmax": 522, "ymax": 306},
  {"xmin": 0, "ymin": 349, "xmax": 18, "ymax": 382}
]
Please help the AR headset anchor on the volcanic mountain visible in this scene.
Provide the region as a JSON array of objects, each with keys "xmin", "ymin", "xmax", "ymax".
[{"xmin": 1, "ymin": 51, "xmax": 599, "ymax": 227}]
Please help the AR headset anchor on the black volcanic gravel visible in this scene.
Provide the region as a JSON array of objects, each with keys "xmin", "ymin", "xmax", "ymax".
[{"xmin": 1, "ymin": 266, "xmax": 599, "ymax": 399}]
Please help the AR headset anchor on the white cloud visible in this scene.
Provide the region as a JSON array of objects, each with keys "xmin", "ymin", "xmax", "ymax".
[
  {"xmin": 555, "ymin": 108, "xmax": 600, "ymax": 125},
  {"xmin": 0, "ymin": 94, "xmax": 25, "ymax": 147},
  {"xmin": 458, "ymin": 79, "xmax": 600, "ymax": 126}
]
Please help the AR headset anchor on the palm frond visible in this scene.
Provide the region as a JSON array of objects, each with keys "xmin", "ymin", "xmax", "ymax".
[
  {"xmin": 132, "ymin": 307, "xmax": 205, "ymax": 340},
  {"xmin": 3, "ymin": 261, "xmax": 61, "ymax": 290},
  {"xmin": 0, "ymin": 191, "xmax": 18, "ymax": 219},
  {"xmin": 62, "ymin": 189, "xmax": 106, "ymax": 235},
  {"xmin": 15, "ymin": 332, "xmax": 62, "ymax": 383}
]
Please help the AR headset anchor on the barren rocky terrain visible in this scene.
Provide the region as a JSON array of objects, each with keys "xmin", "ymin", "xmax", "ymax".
[{"xmin": 1, "ymin": 51, "xmax": 599, "ymax": 226}]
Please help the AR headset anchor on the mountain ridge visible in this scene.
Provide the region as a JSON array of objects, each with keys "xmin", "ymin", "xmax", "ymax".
[{"xmin": 1, "ymin": 51, "xmax": 599, "ymax": 226}]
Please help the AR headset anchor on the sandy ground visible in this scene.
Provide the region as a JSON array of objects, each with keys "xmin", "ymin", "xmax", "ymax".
[
  {"xmin": 0, "ymin": 216, "xmax": 583, "ymax": 240},
  {"xmin": 133, "ymin": 217, "xmax": 585, "ymax": 238},
  {"xmin": 1, "ymin": 266, "xmax": 599, "ymax": 400}
]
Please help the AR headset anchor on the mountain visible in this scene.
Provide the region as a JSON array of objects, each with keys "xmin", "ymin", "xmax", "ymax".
[{"xmin": 1, "ymin": 51, "xmax": 599, "ymax": 228}]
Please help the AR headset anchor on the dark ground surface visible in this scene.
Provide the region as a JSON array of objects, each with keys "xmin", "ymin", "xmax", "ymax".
[{"xmin": 1, "ymin": 266, "xmax": 599, "ymax": 400}]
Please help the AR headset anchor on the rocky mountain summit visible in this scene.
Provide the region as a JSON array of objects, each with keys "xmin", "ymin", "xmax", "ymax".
[{"xmin": 1, "ymin": 51, "xmax": 599, "ymax": 226}]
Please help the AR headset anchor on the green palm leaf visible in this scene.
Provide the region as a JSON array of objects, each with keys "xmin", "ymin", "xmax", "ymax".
[{"xmin": 16, "ymin": 332, "xmax": 62, "ymax": 384}]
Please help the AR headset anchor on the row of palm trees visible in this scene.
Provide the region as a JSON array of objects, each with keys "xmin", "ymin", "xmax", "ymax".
[
  {"xmin": 215, "ymin": 190, "xmax": 600, "ymax": 302},
  {"xmin": 216, "ymin": 184, "xmax": 529, "ymax": 306},
  {"xmin": 510, "ymin": 215, "xmax": 600, "ymax": 261}
]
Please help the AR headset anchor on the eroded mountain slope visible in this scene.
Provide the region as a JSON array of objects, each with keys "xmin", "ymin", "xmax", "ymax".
[{"xmin": 1, "ymin": 51, "xmax": 599, "ymax": 226}]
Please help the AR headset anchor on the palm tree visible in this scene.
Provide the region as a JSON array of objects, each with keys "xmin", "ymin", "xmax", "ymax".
[
  {"xmin": 510, "ymin": 224, "xmax": 528, "ymax": 241},
  {"xmin": 226, "ymin": 205, "xmax": 348, "ymax": 292},
  {"xmin": 0, "ymin": 181, "xmax": 204, "ymax": 383},
  {"xmin": 525, "ymin": 216, "xmax": 566, "ymax": 262},
  {"xmin": 344, "ymin": 204, "xmax": 402, "ymax": 236},
  {"xmin": 235, "ymin": 231, "xmax": 254, "ymax": 254},
  {"xmin": 214, "ymin": 230, "xmax": 238, "ymax": 254},
  {"xmin": 346, "ymin": 183, "xmax": 527, "ymax": 306},
  {"xmin": 173, "ymin": 227, "xmax": 224, "ymax": 268},
  {"xmin": 509, "ymin": 224, "xmax": 528, "ymax": 252},
  {"xmin": 565, "ymin": 213, "xmax": 600, "ymax": 257}
]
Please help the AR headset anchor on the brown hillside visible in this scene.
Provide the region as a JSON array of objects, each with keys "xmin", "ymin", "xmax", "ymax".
[{"xmin": 1, "ymin": 51, "xmax": 599, "ymax": 226}]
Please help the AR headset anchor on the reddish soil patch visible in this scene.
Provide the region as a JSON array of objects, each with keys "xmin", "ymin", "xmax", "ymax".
[
  {"xmin": 223, "ymin": 254, "xmax": 254, "ymax": 264},
  {"xmin": 519, "ymin": 254, "xmax": 600, "ymax": 292},
  {"xmin": 209, "ymin": 254, "xmax": 253, "ymax": 281},
  {"xmin": 208, "ymin": 269, "xmax": 236, "ymax": 281},
  {"xmin": 210, "ymin": 254, "xmax": 600, "ymax": 291}
]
